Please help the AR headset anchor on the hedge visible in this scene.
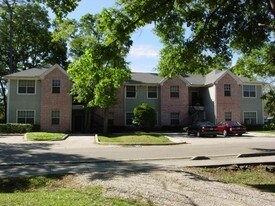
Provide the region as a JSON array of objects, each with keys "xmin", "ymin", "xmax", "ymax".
[{"xmin": 0, "ymin": 123, "xmax": 38, "ymax": 134}]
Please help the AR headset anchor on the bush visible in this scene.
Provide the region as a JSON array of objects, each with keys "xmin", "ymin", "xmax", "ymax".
[
  {"xmin": 133, "ymin": 103, "xmax": 157, "ymax": 132},
  {"xmin": 0, "ymin": 123, "xmax": 35, "ymax": 133},
  {"xmin": 244, "ymin": 124, "xmax": 265, "ymax": 131},
  {"xmin": 263, "ymin": 123, "xmax": 275, "ymax": 130}
]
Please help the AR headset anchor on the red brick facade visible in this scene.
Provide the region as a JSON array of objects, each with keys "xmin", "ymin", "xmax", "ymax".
[
  {"xmin": 40, "ymin": 66, "xmax": 72, "ymax": 132},
  {"xmin": 215, "ymin": 73, "xmax": 241, "ymax": 123},
  {"xmin": 160, "ymin": 76, "xmax": 189, "ymax": 126}
]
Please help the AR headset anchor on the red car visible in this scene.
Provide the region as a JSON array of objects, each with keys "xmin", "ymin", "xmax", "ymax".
[{"xmin": 217, "ymin": 121, "xmax": 246, "ymax": 137}]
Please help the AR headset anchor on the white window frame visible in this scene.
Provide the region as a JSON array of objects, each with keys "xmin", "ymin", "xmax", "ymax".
[
  {"xmin": 16, "ymin": 110, "xmax": 35, "ymax": 124},
  {"xmin": 224, "ymin": 84, "xmax": 231, "ymax": 96},
  {"xmin": 17, "ymin": 80, "xmax": 36, "ymax": 95},
  {"xmin": 51, "ymin": 110, "xmax": 60, "ymax": 125},
  {"xmin": 225, "ymin": 112, "xmax": 232, "ymax": 121},
  {"xmin": 52, "ymin": 80, "xmax": 61, "ymax": 94},
  {"xmin": 170, "ymin": 86, "xmax": 179, "ymax": 98},
  {"xmin": 243, "ymin": 111, "xmax": 257, "ymax": 125},
  {"xmin": 125, "ymin": 86, "xmax": 137, "ymax": 99},
  {"xmin": 170, "ymin": 112, "xmax": 180, "ymax": 125},
  {"xmin": 243, "ymin": 85, "xmax": 257, "ymax": 98},
  {"xmin": 147, "ymin": 86, "xmax": 158, "ymax": 99}
]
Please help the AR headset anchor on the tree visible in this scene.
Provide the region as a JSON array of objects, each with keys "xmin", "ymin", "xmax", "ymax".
[
  {"xmin": 133, "ymin": 103, "xmax": 157, "ymax": 132},
  {"xmin": 67, "ymin": 14, "xmax": 131, "ymax": 135},
  {"xmin": 0, "ymin": 2, "xmax": 68, "ymax": 71},
  {"xmin": 99, "ymin": 0, "xmax": 274, "ymax": 76},
  {"xmin": 0, "ymin": 2, "xmax": 69, "ymax": 121}
]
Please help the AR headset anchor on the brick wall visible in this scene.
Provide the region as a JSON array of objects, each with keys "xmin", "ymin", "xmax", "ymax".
[
  {"xmin": 40, "ymin": 68, "xmax": 72, "ymax": 132},
  {"xmin": 215, "ymin": 73, "xmax": 241, "ymax": 123},
  {"xmin": 160, "ymin": 76, "xmax": 189, "ymax": 126}
]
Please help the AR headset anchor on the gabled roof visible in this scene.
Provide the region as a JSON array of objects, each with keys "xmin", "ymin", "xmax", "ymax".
[
  {"xmin": 4, "ymin": 64, "xmax": 69, "ymax": 80},
  {"xmin": 125, "ymin": 72, "xmax": 163, "ymax": 84}
]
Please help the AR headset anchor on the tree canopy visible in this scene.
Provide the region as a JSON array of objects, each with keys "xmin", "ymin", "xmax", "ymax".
[{"xmin": 98, "ymin": 0, "xmax": 274, "ymax": 76}]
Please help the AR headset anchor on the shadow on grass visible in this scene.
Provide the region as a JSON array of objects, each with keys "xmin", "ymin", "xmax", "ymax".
[
  {"xmin": 248, "ymin": 184, "xmax": 275, "ymax": 193},
  {"xmin": 0, "ymin": 175, "xmax": 64, "ymax": 193}
]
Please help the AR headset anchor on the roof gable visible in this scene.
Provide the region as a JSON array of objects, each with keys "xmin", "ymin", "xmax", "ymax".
[
  {"xmin": 40, "ymin": 64, "xmax": 70, "ymax": 79},
  {"xmin": 4, "ymin": 64, "xmax": 69, "ymax": 80}
]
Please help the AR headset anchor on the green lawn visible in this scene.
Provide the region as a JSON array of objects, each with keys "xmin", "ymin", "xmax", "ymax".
[
  {"xmin": 250, "ymin": 131, "xmax": 275, "ymax": 135},
  {"xmin": 0, "ymin": 175, "xmax": 153, "ymax": 206},
  {"xmin": 98, "ymin": 133, "xmax": 172, "ymax": 145},
  {"xmin": 191, "ymin": 165, "xmax": 275, "ymax": 194},
  {"xmin": 25, "ymin": 132, "xmax": 67, "ymax": 141}
]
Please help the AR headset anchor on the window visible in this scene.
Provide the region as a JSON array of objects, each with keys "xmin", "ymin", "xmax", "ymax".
[
  {"xmin": 224, "ymin": 84, "xmax": 231, "ymax": 96},
  {"xmin": 170, "ymin": 86, "xmax": 179, "ymax": 98},
  {"xmin": 244, "ymin": 112, "xmax": 257, "ymax": 125},
  {"xmin": 52, "ymin": 111, "xmax": 60, "ymax": 125},
  {"xmin": 17, "ymin": 110, "xmax": 35, "ymax": 124},
  {"xmin": 126, "ymin": 112, "xmax": 133, "ymax": 125},
  {"xmin": 147, "ymin": 86, "xmax": 157, "ymax": 98},
  {"xmin": 52, "ymin": 80, "xmax": 60, "ymax": 93},
  {"xmin": 18, "ymin": 80, "xmax": 35, "ymax": 94},
  {"xmin": 243, "ymin": 85, "xmax": 256, "ymax": 97},
  {"xmin": 170, "ymin": 112, "xmax": 180, "ymax": 125},
  {"xmin": 225, "ymin": 112, "xmax": 232, "ymax": 121},
  {"xmin": 126, "ymin": 86, "xmax": 136, "ymax": 98}
]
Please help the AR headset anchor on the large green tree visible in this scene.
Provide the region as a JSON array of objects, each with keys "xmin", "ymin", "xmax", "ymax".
[
  {"xmin": 67, "ymin": 14, "xmax": 131, "ymax": 134},
  {"xmin": 99, "ymin": 0, "xmax": 274, "ymax": 76}
]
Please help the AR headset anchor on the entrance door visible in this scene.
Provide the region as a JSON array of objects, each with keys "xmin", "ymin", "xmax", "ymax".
[
  {"xmin": 192, "ymin": 92, "xmax": 199, "ymax": 106},
  {"xmin": 73, "ymin": 115, "xmax": 83, "ymax": 133}
]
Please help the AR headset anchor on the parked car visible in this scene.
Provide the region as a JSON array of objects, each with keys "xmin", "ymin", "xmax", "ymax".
[
  {"xmin": 217, "ymin": 121, "xmax": 246, "ymax": 137},
  {"xmin": 187, "ymin": 121, "xmax": 219, "ymax": 137}
]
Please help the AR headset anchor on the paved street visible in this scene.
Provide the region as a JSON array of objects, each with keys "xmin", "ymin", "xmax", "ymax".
[{"xmin": 0, "ymin": 133, "xmax": 274, "ymax": 177}]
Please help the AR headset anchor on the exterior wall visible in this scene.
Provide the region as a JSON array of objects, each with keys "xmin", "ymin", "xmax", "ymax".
[
  {"xmin": 124, "ymin": 85, "xmax": 160, "ymax": 126},
  {"xmin": 40, "ymin": 68, "xmax": 72, "ymax": 132},
  {"xmin": 202, "ymin": 86, "xmax": 215, "ymax": 123},
  {"xmin": 240, "ymin": 85, "xmax": 264, "ymax": 124},
  {"xmin": 215, "ymin": 74, "xmax": 241, "ymax": 123},
  {"xmin": 160, "ymin": 76, "xmax": 189, "ymax": 126},
  {"xmin": 7, "ymin": 79, "xmax": 41, "ymax": 124}
]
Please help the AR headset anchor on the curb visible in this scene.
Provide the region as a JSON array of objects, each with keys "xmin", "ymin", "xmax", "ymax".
[{"xmin": 1, "ymin": 153, "xmax": 274, "ymax": 167}]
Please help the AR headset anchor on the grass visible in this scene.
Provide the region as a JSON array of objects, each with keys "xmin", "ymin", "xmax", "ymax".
[
  {"xmin": 250, "ymin": 131, "xmax": 275, "ymax": 135},
  {"xmin": 98, "ymin": 133, "xmax": 172, "ymax": 145},
  {"xmin": 25, "ymin": 132, "xmax": 67, "ymax": 141},
  {"xmin": 0, "ymin": 175, "xmax": 153, "ymax": 206},
  {"xmin": 191, "ymin": 165, "xmax": 275, "ymax": 194}
]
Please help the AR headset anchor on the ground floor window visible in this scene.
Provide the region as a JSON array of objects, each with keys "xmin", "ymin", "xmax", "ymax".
[
  {"xmin": 225, "ymin": 112, "xmax": 232, "ymax": 121},
  {"xmin": 52, "ymin": 111, "xmax": 60, "ymax": 125},
  {"xmin": 170, "ymin": 112, "xmax": 180, "ymax": 125},
  {"xmin": 244, "ymin": 112, "xmax": 257, "ymax": 124},
  {"xmin": 126, "ymin": 112, "xmax": 133, "ymax": 125},
  {"xmin": 17, "ymin": 110, "xmax": 35, "ymax": 124}
]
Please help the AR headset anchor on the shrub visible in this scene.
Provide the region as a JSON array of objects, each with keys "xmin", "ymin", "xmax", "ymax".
[
  {"xmin": 0, "ymin": 123, "xmax": 35, "ymax": 133},
  {"xmin": 133, "ymin": 103, "xmax": 157, "ymax": 132}
]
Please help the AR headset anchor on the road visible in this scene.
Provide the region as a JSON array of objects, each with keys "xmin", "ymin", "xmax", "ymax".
[{"xmin": 0, "ymin": 133, "xmax": 274, "ymax": 177}]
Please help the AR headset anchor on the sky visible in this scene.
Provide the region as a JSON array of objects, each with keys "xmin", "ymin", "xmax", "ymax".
[{"xmin": 58, "ymin": 0, "xmax": 162, "ymax": 73}]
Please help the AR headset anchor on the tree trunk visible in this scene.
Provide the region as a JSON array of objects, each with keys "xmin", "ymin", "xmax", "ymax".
[
  {"xmin": 4, "ymin": 0, "xmax": 15, "ymax": 73},
  {"xmin": 0, "ymin": 79, "xmax": 7, "ymax": 123}
]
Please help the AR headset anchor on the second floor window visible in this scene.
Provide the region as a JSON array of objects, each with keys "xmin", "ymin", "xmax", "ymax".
[
  {"xmin": 243, "ymin": 85, "xmax": 256, "ymax": 97},
  {"xmin": 224, "ymin": 84, "xmax": 231, "ymax": 96},
  {"xmin": 52, "ymin": 111, "xmax": 60, "ymax": 125},
  {"xmin": 52, "ymin": 80, "xmax": 60, "ymax": 93},
  {"xmin": 18, "ymin": 80, "xmax": 35, "ymax": 94},
  {"xmin": 126, "ymin": 86, "xmax": 136, "ymax": 98},
  {"xmin": 170, "ymin": 86, "xmax": 179, "ymax": 98},
  {"xmin": 148, "ymin": 86, "xmax": 157, "ymax": 98}
]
